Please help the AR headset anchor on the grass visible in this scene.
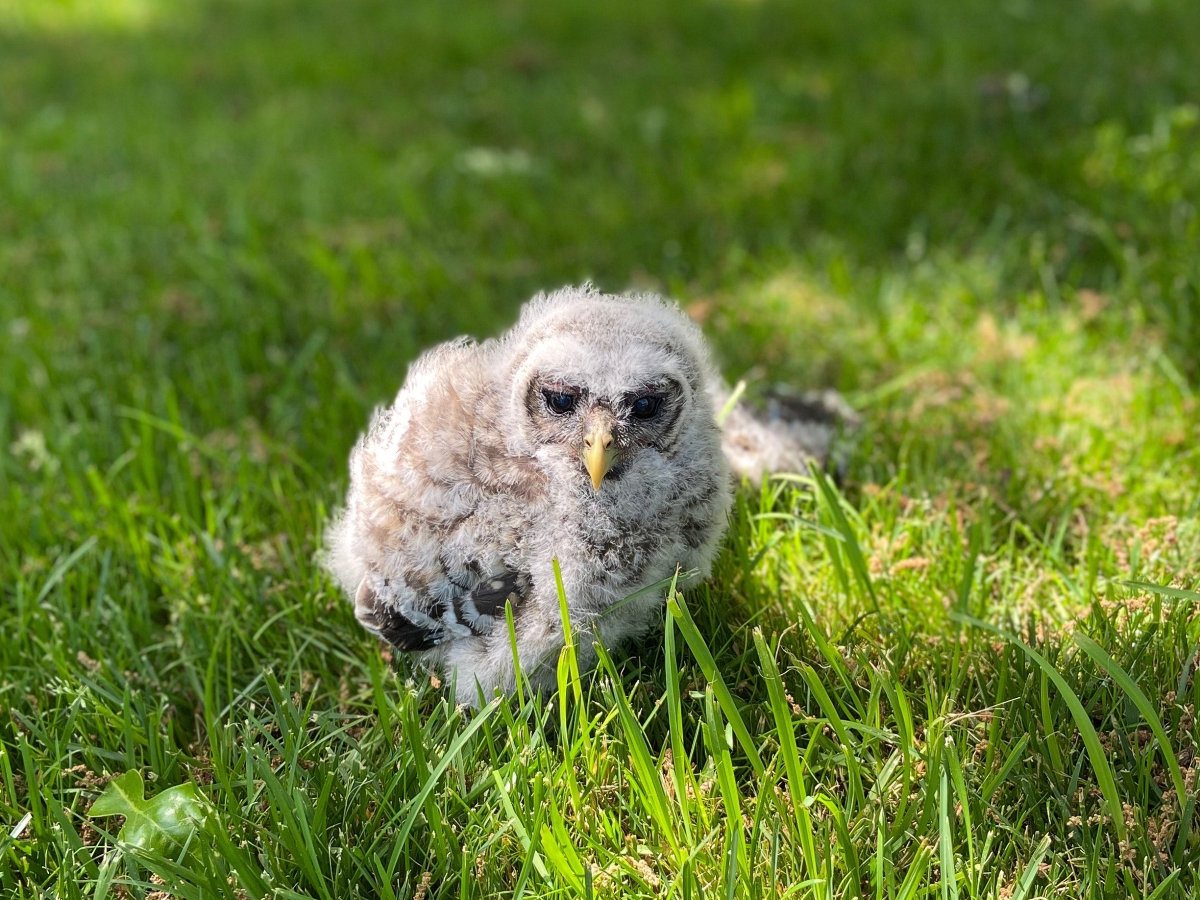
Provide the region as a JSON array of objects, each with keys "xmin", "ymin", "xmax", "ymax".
[{"xmin": 1, "ymin": 0, "xmax": 1198, "ymax": 896}]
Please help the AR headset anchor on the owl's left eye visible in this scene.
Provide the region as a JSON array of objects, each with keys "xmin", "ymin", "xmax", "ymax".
[
  {"xmin": 630, "ymin": 394, "xmax": 662, "ymax": 419},
  {"xmin": 543, "ymin": 390, "xmax": 578, "ymax": 415}
]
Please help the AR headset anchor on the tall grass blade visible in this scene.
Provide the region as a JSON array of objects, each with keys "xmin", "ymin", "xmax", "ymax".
[
  {"xmin": 813, "ymin": 470, "xmax": 879, "ymax": 614},
  {"xmin": 594, "ymin": 642, "xmax": 682, "ymax": 856},
  {"xmin": 795, "ymin": 663, "xmax": 865, "ymax": 808},
  {"xmin": 667, "ymin": 590, "xmax": 765, "ymax": 778},
  {"xmin": 937, "ymin": 768, "xmax": 959, "ymax": 900},
  {"xmin": 704, "ymin": 688, "xmax": 750, "ymax": 890},
  {"xmin": 1009, "ymin": 834, "xmax": 1053, "ymax": 900},
  {"xmin": 387, "ymin": 701, "xmax": 499, "ymax": 871},
  {"xmin": 663, "ymin": 577, "xmax": 696, "ymax": 843},
  {"xmin": 752, "ymin": 629, "xmax": 820, "ymax": 879}
]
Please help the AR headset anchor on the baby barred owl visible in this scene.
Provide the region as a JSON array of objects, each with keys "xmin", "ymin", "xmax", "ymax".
[{"xmin": 324, "ymin": 285, "xmax": 843, "ymax": 705}]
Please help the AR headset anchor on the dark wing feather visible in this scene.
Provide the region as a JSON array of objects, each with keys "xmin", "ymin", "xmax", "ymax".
[
  {"xmin": 355, "ymin": 571, "xmax": 526, "ymax": 652},
  {"xmin": 452, "ymin": 572, "xmax": 525, "ymax": 630},
  {"xmin": 374, "ymin": 607, "xmax": 444, "ymax": 652}
]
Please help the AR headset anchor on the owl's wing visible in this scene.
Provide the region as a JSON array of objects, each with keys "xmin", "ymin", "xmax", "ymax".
[
  {"xmin": 355, "ymin": 570, "xmax": 526, "ymax": 651},
  {"xmin": 327, "ymin": 335, "xmax": 547, "ymax": 654}
]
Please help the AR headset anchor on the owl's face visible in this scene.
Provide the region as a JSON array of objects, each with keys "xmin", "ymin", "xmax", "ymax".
[
  {"xmin": 506, "ymin": 295, "xmax": 711, "ymax": 495},
  {"xmin": 524, "ymin": 373, "xmax": 688, "ymax": 490}
]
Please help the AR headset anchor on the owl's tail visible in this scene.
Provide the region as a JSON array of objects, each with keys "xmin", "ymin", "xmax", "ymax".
[{"xmin": 715, "ymin": 382, "xmax": 859, "ymax": 485}]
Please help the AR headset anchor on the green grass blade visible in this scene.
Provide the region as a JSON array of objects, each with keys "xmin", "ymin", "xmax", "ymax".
[
  {"xmin": 795, "ymin": 663, "xmax": 865, "ymax": 809},
  {"xmin": 951, "ymin": 613, "xmax": 1126, "ymax": 842},
  {"xmin": 703, "ymin": 688, "xmax": 750, "ymax": 891},
  {"xmin": 752, "ymin": 629, "xmax": 821, "ymax": 880},
  {"xmin": 594, "ymin": 641, "xmax": 683, "ymax": 857},
  {"xmin": 813, "ymin": 470, "xmax": 879, "ymax": 614},
  {"xmin": 895, "ymin": 845, "xmax": 933, "ymax": 900},
  {"xmin": 1008, "ymin": 834, "xmax": 1053, "ymax": 900},
  {"xmin": 1122, "ymin": 581, "xmax": 1200, "ymax": 602},
  {"xmin": 937, "ymin": 768, "xmax": 959, "ymax": 900},
  {"xmin": 943, "ymin": 740, "xmax": 975, "ymax": 879},
  {"xmin": 389, "ymin": 701, "xmax": 499, "ymax": 862},
  {"xmin": 663, "ymin": 578, "xmax": 696, "ymax": 844},
  {"xmin": 539, "ymin": 797, "xmax": 585, "ymax": 891},
  {"xmin": 667, "ymin": 590, "xmax": 765, "ymax": 779},
  {"xmin": 1073, "ymin": 632, "xmax": 1186, "ymax": 802}
]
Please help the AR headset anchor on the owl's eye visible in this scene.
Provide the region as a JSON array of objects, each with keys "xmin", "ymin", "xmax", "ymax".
[
  {"xmin": 543, "ymin": 390, "xmax": 578, "ymax": 415},
  {"xmin": 630, "ymin": 394, "xmax": 662, "ymax": 419}
]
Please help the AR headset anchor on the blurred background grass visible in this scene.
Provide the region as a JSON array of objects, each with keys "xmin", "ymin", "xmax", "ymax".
[{"xmin": 4, "ymin": 0, "xmax": 1199, "ymax": 448}]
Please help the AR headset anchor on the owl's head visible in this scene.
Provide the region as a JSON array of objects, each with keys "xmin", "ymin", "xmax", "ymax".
[{"xmin": 504, "ymin": 286, "xmax": 718, "ymax": 494}]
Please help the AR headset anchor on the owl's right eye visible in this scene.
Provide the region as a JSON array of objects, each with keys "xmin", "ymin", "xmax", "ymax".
[{"xmin": 543, "ymin": 390, "xmax": 578, "ymax": 415}]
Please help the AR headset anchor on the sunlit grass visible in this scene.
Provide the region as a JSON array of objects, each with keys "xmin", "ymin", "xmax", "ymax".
[{"xmin": 0, "ymin": 0, "xmax": 176, "ymax": 32}]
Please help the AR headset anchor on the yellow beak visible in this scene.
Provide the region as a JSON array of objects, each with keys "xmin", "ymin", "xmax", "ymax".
[{"xmin": 582, "ymin": 421, "xmax": 618, "ymax": 491}]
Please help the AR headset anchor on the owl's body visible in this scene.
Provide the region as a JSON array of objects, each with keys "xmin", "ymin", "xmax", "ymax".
[{"xmin": 325, "ymin": 287, "xmax": 732, "ymax": 704}]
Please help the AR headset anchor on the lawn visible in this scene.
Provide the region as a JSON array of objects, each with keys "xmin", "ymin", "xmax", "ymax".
[{"xmin": 1, "ymin": 0, "xmax": 1198, "ymax": 896}]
